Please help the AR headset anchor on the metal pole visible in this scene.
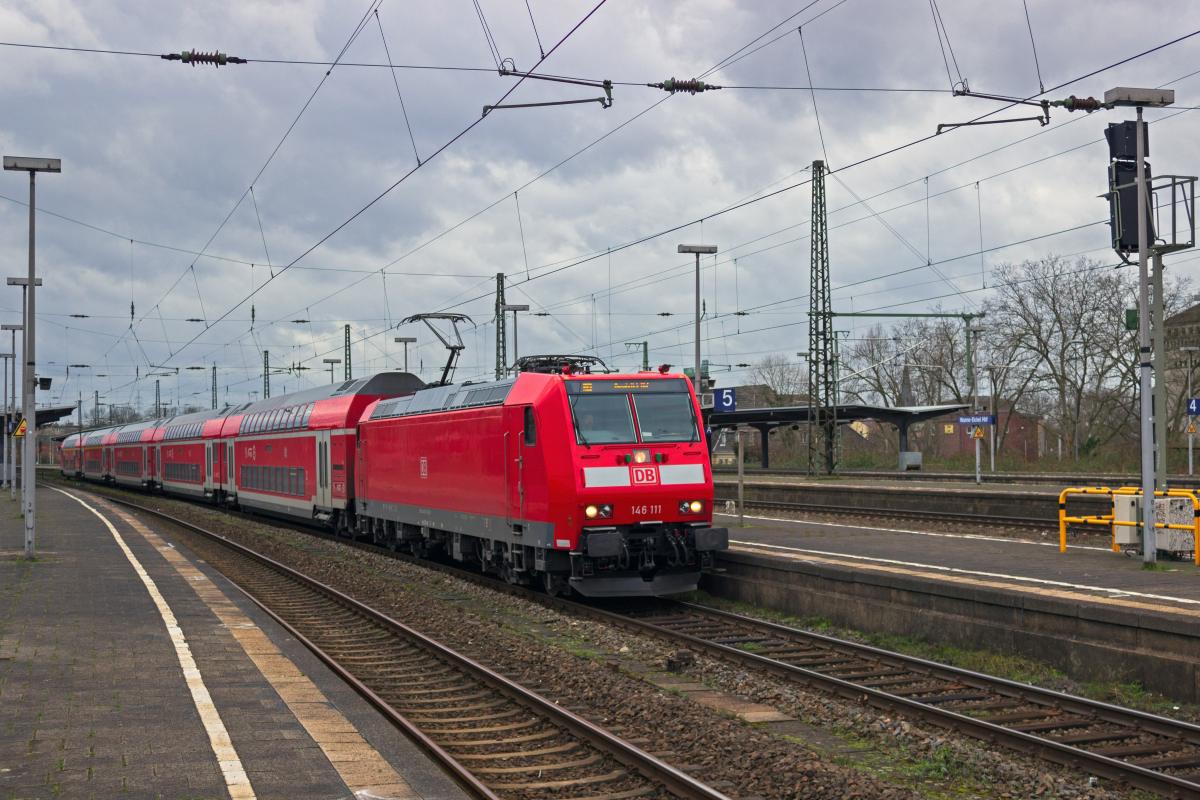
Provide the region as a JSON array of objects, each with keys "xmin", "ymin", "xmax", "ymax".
[
  {"xmin": 2, "ymin": 354, "xmax": 7, "ymax": 490},
  {"xmin": 1189, "ymin": 351, "xmax": 1195, "ymax": 476},
  {"xmin": 403, "ymin": 342, "xmax": 409, "ymax": 372},
  {"xmin": 1153, "ymin": 251, "xmax": 1167, "ymax": 486},
  {"xmin": 1135, "ymin": 106, "xmax": 1156, "ymax": 564},
  {"xmin": 989, "ymin": 367, "xmax": 997, "ymax": 472},
  {"xmin": 9, "ymin": 331, "xmax": 14, "ymax": 499},
  {"xmin": 968, "ymin": 326, "xmax": 980, "ymax": 485},
  {"xmin": 512, "ymin": 310, "xmax": 519, "ymax": 368},
  {"xmin": 694, "ymin": 252, "xmax": 702, "ymax": 397},
  {"xmin": 737, "ymin": 428, "xmax": 745, "ymax": 528},
  {"xmin": 23, "ymin": 171, "xmax": 35, "ymax": 557}
]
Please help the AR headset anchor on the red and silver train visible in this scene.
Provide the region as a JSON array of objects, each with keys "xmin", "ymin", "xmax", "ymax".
[{"xmin": 60, "ymin": 364, "xmax": 728, "ymax": 596}]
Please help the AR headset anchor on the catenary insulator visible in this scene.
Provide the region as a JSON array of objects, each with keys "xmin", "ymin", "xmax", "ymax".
[{"xmin": 649, "ymin": 77, "xmax": 721, "ymax": 94}]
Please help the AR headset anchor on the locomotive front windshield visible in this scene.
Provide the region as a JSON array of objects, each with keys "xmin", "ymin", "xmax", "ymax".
[{"xmin": 569, "ymin": 379, "xmax": 698, "ymax": 444}]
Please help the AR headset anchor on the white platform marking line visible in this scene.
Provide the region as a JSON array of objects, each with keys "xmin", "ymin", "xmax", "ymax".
[
  {"xmin": 716, "ymin": 511, "xmax": 1111, "ymax": 551},
  {"xmin": 729, "ymin": 539, "xmax": 1200, "ymax": 607},
  {"xmin": 53, "ymin": 487, "xmax": 256, "ymax": 800}
]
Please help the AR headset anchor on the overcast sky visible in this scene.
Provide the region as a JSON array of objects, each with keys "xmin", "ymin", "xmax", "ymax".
[{"xmin": 1, "ymin": 0, "xmax": 1198, "ymax": 413}]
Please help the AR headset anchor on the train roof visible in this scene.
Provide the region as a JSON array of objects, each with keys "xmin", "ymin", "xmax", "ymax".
[
  {"xmin": 365, "ymin": 369, "xmax": 690, "ymax": 422},
  {"xmin": 231, "ymin": 371, "xmax": 424, "ymax": 418}
]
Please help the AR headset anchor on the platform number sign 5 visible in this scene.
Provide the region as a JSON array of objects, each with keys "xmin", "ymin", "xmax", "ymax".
[{"xmin": 715, "ymin": 388, "xmax": 737, "ymax": 412}]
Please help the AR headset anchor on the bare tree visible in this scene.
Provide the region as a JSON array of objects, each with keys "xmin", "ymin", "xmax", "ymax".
[{"xmin": 749, "ymin": 354, "xmax": 807, "ymax": 406}]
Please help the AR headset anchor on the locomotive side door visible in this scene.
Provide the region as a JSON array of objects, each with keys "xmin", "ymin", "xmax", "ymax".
[
  {"xmin": 315, "ymin": 429, "xmax": 332, "ymax": 509},
  {"xmin": 504, "ymin": 406, "xmax": 527, "ymax": 526}
]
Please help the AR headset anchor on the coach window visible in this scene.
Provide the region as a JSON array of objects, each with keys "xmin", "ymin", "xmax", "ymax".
[{"xmin": 523, "ymin": 407, "xmax": 536, "ymax": 445}]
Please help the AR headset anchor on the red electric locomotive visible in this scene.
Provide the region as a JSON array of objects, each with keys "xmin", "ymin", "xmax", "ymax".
[{"xmin": 355, "ymin": 361, "xmax": 727, "ymax": 597}]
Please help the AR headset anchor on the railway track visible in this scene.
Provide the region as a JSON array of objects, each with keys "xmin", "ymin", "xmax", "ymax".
[
  {"xmin": 89, "ymin": 492, "xmax": 728, "ymax": 800},
  {"xmin": 606, "ymin": 601, "xmax": 1200, "ymax": 799},
  {"xmin": 711, "ymin": 495, "xmax": 1054, "ymax": 529},
  {"xmin": 65, "ymin": 480, "xmax": 1200, "ymax": 797}
]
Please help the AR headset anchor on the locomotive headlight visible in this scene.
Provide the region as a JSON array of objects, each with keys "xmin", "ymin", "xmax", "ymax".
[
  {"xmin": 632, "ymin": 449, "xmax": 650, "ymax": 464},
  {"xmin": 584, "ymin": 503, "xmax": 613, "ymax": 520},
  {"xmin": 689, "ymin": 500, "xmax": 703, "ymax": 513}
]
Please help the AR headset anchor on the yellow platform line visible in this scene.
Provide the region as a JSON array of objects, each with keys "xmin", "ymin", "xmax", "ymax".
[
  {"xmin": 54, "ymin": 487, "xmax": 257, "ymax": 800},
  {"xmin": 98, "ymin": 498, "xmax": 419, "ymax": 800}
]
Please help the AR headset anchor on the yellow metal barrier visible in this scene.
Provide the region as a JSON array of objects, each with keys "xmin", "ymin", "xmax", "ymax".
[{"xmin": 1058, "ymin": 486, "xmax": 1200, "ymax": 565}]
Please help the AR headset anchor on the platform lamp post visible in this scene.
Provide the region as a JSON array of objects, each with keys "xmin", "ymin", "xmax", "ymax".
[
  {"xmin": 5, "ymin": 155, "xmax": 59, "ymax": 559},
  {"xmin": 1183, "ymin": 346, "xmax": 1200, "ymax": 476},
  {"xmin": 500, "ymin": 304, "xmax": 529, "ymax": 373},
  {"xmin": 679, "ymin": 244, "xmax": 718, "ymax": 394},
  {"xmin": 394, "ymin": 337, "xmax": 416, "ymax": 372},
  {"xmin": 323, "ymin": 358, "xmax": 341, "ymax": 384}
]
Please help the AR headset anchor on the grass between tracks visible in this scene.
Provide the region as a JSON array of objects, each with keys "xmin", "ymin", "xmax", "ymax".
[{"xmin": 680, "ymin": 589, "xmax": 1199, "ymax": 721}]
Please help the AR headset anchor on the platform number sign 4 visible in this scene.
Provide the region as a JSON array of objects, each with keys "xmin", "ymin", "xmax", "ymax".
[
  {"xmin": 1189, "ymin": 398, "xmax": 1200, "ymax": 416},
  {"xmin": 715, "ymin": 388, "xmax": 736, "ymax": 412}
]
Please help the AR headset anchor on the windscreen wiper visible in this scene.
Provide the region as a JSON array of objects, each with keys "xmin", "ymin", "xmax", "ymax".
[{"xmin": 569, "ymin": 396, "xmax": 590, "ymax": 448}]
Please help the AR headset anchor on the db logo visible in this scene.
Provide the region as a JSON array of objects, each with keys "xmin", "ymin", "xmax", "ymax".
[{"xmin": 630, "ymin": 465, "xmax": 659, "ymax": 485}]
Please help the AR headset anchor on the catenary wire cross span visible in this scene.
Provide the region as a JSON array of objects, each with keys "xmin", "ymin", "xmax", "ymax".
[
  {"xmin": 104, "ymin": 0, "xmax": 386, "ymax": 365},
  {"xmin": 422, "ymin": 26, "xmax": 1200, "ymax": 321},
  {"xmin": 150, "ymin": 1, "xmax": 610, "ymax": 372}
]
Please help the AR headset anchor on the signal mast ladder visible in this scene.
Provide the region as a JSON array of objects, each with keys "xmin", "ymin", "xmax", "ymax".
[{"xmin": 1057, "ymin": 486, "xmax": 1200, "ymax": 565}]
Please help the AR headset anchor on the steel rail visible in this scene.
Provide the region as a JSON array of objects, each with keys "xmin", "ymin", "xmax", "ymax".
[
  {"xmin": 59, "ymin": 478, "xmax": 1200, "ymax": 797},
  {"xmin": 91, "ymin": 491, "xmax": 730, "ymax": 800}
]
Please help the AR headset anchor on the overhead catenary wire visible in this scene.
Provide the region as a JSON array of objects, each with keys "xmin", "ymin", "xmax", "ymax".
[
  {"xmin": 374, "ymin": 8, "xmax": 422, "ymax": 166},
  {"xmin": 797, "ymin": 25, "xmax": 829, "ymax": 166},
  {"xmin": 471, "ymin": 0, "xmax": 504, "ymax": 70},
  {"xmin": 524, "ymin": 0, "xmax": 546, "ymax": 58},
  {"xmin": 1022, "ymin": 0, "xmax": 1046, "ymax": 93}
]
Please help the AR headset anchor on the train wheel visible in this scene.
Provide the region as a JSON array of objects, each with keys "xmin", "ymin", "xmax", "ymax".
[{"xmin": 541, "ymin": 572, "xmax": 567, "ymax": 596}]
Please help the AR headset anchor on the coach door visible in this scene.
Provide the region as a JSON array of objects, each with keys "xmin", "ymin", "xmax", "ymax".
[
  {"xmin": 227, "ymin": 441, "xmax": 235, "ymax": 495},
  {"xmin": 205, "ymin": 442, "xmax": 214, "ymax": 492},
  {"xmin": 316, "ymin": 430, "xmax": 332, "ymax": 508}
]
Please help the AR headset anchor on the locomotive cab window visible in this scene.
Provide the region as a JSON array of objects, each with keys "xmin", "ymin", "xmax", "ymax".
[
  {"xmin": 570, "ymin": 394, "xmax": 636, "ymax": 444},
  {"xmin": 523, "ymin": 407, "xmax": 536, "ymax": 445},
  {"xmin": 632, "ymin": 393, "xmax": 698, "ymax": 442}
]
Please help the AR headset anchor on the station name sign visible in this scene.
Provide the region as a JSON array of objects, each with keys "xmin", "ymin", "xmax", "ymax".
[{"xmin": 957, "ymin": 414, "xmax": 996, "ymax": 425}]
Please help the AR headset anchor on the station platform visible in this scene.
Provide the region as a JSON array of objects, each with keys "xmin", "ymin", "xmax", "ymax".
[
  {"xmin": 0, "ymin": 486, "xmax": 468, "ymax": 800},
  {"xmin": 705, "ymin": 509, "xmax": 1200, "ymax": 703},
  {"xmin": 713, "ymin": 476, "xmax": 1115, "ymax": 520}
]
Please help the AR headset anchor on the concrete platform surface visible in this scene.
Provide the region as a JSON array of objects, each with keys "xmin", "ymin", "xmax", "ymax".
[
  {"xmin": 718, "ymin": 509, "xmax": 1200, "ymax": 618},
  {"xmin": 714, "ymin": 475, "xmax": 1074, "ymax": 496},
  {"xmin": 0, "ymin": 485, "xmax": 468, "ymax": 800}
]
